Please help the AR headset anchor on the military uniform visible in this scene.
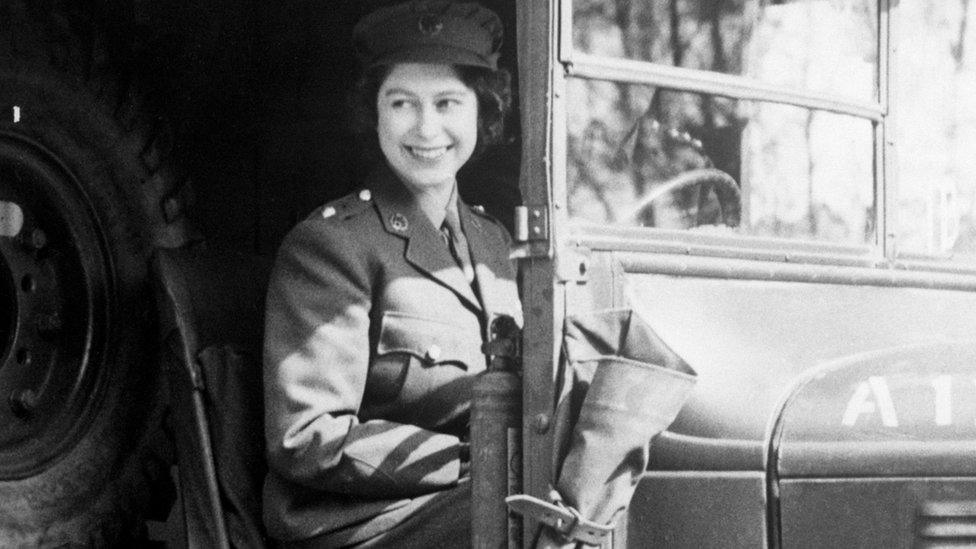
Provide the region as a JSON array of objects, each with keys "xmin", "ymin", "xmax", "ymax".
[{"xmin": 262, "ymin": 164, "xmax": 521, "ymax": 545}]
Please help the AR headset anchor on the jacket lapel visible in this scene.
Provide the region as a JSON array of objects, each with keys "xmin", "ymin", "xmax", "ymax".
[
  {"xmin": 459, "ymin": 203, "xmax": 514, "ymax": 321},
  {"xmin": 404, "ymin": 218, "xmax": 482, "ymax": 312},
  {"xmin": 369, "ymin": 167, "xmax": 482, "ymax": 312}
]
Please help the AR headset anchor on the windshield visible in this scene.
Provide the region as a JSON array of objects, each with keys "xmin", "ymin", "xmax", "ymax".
[{"xmin": 566, "ymin": 0, "xmax": 976, "ymax": 262}]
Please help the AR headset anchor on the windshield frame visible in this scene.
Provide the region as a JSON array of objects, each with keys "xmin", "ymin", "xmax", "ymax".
[{"xmin": 542, "ymin": 0, "xmax": 976, "ymax": 277}]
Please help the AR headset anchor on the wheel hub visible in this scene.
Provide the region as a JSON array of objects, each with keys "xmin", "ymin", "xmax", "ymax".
[{"xmin": 0, "ymin": 133, "xmax": 110, "ymax": 479}]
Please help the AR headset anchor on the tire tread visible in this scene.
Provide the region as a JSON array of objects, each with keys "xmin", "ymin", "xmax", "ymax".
[{"xmin": 0, "ymin": 1, "xmax": 190, "ymax": 546}]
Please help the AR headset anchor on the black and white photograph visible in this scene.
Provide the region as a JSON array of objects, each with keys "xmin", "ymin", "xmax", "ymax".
[{"xmin": 1, "ymin": 1, "xmax": 975, "ymax": 547}]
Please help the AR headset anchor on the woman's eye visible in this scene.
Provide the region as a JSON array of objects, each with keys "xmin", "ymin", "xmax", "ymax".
[
  {"xmin": 390, "ymin": 99, "xmax": 408, "ymax": 109},
  {"xmin": 437, "ymin": 98, "xmax": 460, "ymax": 110}
]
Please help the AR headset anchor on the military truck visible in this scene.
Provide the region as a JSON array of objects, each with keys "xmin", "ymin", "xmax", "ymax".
[{"xmin": 3, "ymin": 0, "xmax": 976, "ymax": 547}]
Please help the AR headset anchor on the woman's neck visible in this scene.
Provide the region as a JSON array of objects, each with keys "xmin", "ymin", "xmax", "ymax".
[{"xmin": 409, "ymin": 181, "xmax": 457, "ymax": 228}]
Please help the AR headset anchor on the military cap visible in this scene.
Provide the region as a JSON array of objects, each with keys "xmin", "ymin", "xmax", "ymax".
[{"xmin": 353, "ymin": 1, "xmax": 503, "ymax": 70}]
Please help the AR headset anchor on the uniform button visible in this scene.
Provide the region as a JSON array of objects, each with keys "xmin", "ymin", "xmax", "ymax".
[
  {"xmin": 472, "ymin": 205, "xmax": 485, "ymax": 214},
  {"xmin": 425, "ymin": 344, "xmax": 442, "ymax": 362},
  {"xmin": 359, "ymin": 189, "xmax": 372, "ymax": 201},
  {"xmin": 322, "ymin": 206, "xmax": 337, "ymax": 219}
]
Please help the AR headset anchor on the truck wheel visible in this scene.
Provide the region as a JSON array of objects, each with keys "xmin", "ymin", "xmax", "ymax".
[{"xmin": 0, "ymin": 2, "xmax": 192, "ymax": 546}]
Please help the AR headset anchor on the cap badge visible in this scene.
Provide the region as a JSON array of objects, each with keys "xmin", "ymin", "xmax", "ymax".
[
  {"xmin": 389, "ymin": 213, "xmax": 409, "ymax": 232},
  {"xmin": 418, "ymin": 13, "xmax": 443, "ymax": 36}
]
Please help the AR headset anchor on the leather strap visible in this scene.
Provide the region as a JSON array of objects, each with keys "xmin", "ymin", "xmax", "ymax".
[{"xmin": 505, "ymin": 493, "xmax": 614, "ymax": 546}]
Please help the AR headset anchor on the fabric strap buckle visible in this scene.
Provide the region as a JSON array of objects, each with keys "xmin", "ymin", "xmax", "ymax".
[{"xmin": 505, "ymin": 493, "xmax": 614, "ymax": 546}]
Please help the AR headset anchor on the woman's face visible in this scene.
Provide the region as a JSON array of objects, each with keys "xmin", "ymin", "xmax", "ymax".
[{"xmin": 377, "ymin": 63, "xmax": 479, "ymax": 194}]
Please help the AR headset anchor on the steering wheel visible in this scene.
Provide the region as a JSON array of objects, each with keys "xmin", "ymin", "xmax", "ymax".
[{"xmin": 629, "ymin": 168, "xmax": 742, "ymax": 229}]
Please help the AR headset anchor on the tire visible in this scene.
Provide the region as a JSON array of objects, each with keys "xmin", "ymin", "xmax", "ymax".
[{"xmin": 0, "ymin": 2, "xmax": 192, "ymax": 546}]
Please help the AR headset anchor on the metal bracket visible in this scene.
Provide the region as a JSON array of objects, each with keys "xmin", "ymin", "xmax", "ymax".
[
  {"xmin": 514, "ymin": 205, "xmax": 549, "ymax": 243},
  {"xmin": 555, "ymin": 245, "xmax": 590, "ymax": 283}
]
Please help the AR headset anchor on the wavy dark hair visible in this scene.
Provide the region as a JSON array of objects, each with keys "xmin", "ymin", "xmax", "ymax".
[{"xmin": 348, "ymin": 64, "xmax": 512, "ymax": 165}]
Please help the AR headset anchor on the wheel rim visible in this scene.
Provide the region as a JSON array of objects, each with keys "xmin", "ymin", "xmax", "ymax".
[{"xmin": 0, "ymin": 132, "xmax": 111, "ymax": 479}]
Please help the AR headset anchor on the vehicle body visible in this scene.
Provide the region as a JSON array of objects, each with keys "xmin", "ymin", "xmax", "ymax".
[
  {"xmin": 3, "ymin": 0, "xmax": 976, "ymax": 547},
  {"xmin": 517, "ymin": 1, "xmax": 976, "ymax": 546}
]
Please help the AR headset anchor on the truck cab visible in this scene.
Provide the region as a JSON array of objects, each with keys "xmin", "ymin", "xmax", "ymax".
[{"xmin": 517, "ymin": 1, "xmax": 976, "ymax": 546}]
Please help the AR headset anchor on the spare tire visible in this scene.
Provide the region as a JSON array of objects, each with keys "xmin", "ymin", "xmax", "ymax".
[{"xmin": 0, "ymin": 2, "xmax": 193, "ymax": 545}]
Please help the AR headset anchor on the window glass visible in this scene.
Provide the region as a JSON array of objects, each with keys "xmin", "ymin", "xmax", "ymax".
[
  {"xmin": 566, "ymin": 78, "xmax": 875, "ymax": 245},
  {"xmin": 572, "ymin": 0, "xmax": 878, "ymax": 102},
  {"xmin": 894, "ymin": 0, "xmax": 976, "ymax": 260}
]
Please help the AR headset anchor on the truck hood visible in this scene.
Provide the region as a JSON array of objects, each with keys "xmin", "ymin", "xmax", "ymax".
[{"xmin": 626, "ymin": 274, "xmax": 976, "ymax": 472}]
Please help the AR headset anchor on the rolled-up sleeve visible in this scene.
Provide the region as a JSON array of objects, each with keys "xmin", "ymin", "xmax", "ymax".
[{"xmin": 263, "ymin": 218, "xmax": 462, "ymax": 497}]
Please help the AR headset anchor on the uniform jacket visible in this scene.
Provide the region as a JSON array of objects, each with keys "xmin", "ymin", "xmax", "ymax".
[{"xmin": 262, "ymin": 165, "xmax": 522, "ymax": 543}]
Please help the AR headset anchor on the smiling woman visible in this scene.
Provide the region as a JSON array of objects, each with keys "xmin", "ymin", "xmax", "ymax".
[
  {"xmin": 377, "ymin": 63, "xmax": 479, "ymax": 200},
  {"xmin": 349, "ymin": 60, "xmax": 512, "ymax": 184},
  {"xmin": 261, "ymin": 2, "xmax": 521, "ymax": 548}
]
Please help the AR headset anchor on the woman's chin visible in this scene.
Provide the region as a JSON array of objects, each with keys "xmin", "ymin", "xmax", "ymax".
[{"xmin": 395, "ymin": 167, "xmax": 460, "ymax": 192}]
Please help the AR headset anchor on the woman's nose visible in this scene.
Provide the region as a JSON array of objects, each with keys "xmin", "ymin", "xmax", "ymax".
[{"xmin": 414, "ymin": 105, "xmax": 440, "ymax": 138}]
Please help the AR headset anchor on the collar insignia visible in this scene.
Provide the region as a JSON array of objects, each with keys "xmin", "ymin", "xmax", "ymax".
[{"xmin": 389, "ymin": 213, "xmax": 409, "ymax": 232}]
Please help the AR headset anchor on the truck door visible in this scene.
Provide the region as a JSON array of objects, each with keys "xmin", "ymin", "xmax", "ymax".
[{"xmin": 515, "ymin": 1, "xmax": 976, "ymax": 547}]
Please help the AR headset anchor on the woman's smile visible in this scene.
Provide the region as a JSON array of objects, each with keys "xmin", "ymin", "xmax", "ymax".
[{"xmin": 404, "ymin": 144, "xmax": 452, "ymax": 161}]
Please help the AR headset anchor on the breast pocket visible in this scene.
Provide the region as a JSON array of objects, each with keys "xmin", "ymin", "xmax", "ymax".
[{"xmin": 363, "ymin": 312, "xmax": 486, "ymax": 429}]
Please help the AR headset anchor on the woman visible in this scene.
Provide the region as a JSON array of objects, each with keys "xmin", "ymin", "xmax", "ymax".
[{"xmin": 262, "ymin": 2, "xmax": 521, "ymax": 547}]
